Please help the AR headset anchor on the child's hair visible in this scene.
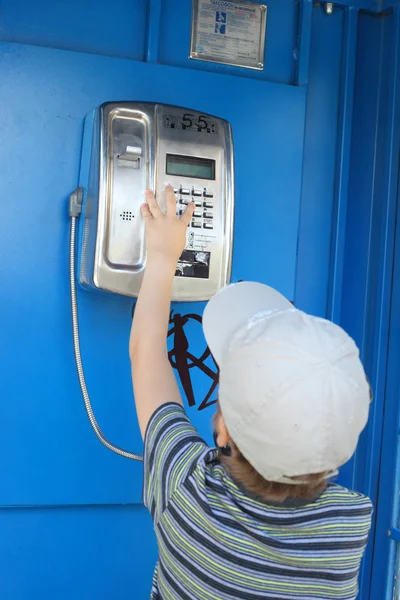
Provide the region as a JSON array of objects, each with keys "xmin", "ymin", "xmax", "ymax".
[{"xmin": 213, "ymin": 406, "xmax": 328, "ymax": 504}]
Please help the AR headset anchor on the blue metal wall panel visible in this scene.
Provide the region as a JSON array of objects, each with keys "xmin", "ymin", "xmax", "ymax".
[
  {"xmin": 341, "ymin": 9, "xmax": 395, "ymax": 495},
  {"xmin": 0, "ymin": 41, "xmax": 306, "ymax": 506},
  {"xmin": 372, "ymin": 185, "xmax": 400, "ymax": 599},
  {"xmin": 367, "ymin": 8, "xmax": 400, "ymax": 599},
  {"xmin": 339, "ymin": 9, "xmax": 400, "ymax": 600},
  {"xmin": 295, "ymin": 4, "xmax": 344, "ymax": 318},
  {"xmin": 0, "ymin": 505, "xmax": 157, "ymax": 600},
  {"xmin": 297, "ymin": 7, "xmax": 400, "ymax": 599},
  {"xmin": 328, "ymin": 7, "xmax": 358, "ymax": 324},
  {"xmin": 0, "ymin": 0, "xmax": 148, "ymax": 60}
]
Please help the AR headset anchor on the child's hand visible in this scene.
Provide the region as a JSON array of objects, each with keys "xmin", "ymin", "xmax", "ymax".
[{"xmin": 141, "ymin": 186, "xmax": 194, "ymax": 268}]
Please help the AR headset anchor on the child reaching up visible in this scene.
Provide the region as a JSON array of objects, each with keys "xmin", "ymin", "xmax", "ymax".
[{"xmin": 129, "ymin": 185, "xmax": 373, "ymax": 600}]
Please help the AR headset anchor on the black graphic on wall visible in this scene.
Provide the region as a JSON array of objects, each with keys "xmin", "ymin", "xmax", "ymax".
[
  {"xmin": 131, "ymin": 303, "xmax": 218, "ymax": 411},
  {"xmin": 167, "ymin": 311, "xmax": 219, "ymax": 411}
]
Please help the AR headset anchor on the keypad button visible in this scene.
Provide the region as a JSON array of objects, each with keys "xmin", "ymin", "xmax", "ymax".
[
  {"xmin": 180, "ymin": 198, "xmax": 189, "ymax": 205},
  {"xmin": 203, "ymin": 223, "xmax": 213, "ymax": 229},
  {"xmin": 203, "ymin": 190, "xmax": 213, "ymax": 198},
  {"xmin": 173, "ymin": 188, "xmax": 179, "ymax": 194},
  {"xmin": 192, "ymin": 189, "xmax": 202, "ymax": 197},
  {"xmin": 193, "ymin": 211, "xmax": 202, "ymax": 218},
  {"xmin": 192, "ymin": 221, "xmax": 202, "ymax": 228},
  {"xmin": 203, "ymin": 212, "xmax": 213, "ymax": 219},
  {"xmin": 195, "ymin": 200, "xmax": 203, "ymax": 207},
  {"xmin": 180, "ymin": 188, "xmax": 190, "ymax": 195},
  {"xmin": 204, "ymin": 202, "xmax": 214, "ymax": 209}
]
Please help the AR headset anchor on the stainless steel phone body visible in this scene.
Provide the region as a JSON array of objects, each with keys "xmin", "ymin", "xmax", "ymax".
[{"xmin": 78, "ymin": 102, "xmax": 234, "ymax": 301}]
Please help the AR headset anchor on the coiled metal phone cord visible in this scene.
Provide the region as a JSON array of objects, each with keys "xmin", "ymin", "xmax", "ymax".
[{"xmin": 69, "ymin": 187, "xmax": 143, "ymax": 461}]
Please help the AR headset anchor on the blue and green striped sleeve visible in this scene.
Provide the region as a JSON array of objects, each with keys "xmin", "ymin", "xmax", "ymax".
[{"xmin": 143, "ymin": 403, "xmax": 208, "ymax": 524}]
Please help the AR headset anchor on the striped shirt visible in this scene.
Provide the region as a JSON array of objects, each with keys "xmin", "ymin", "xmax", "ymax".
[{"xmin": 143, "ymin": 403, "xmax": 373, "ymax": 600}]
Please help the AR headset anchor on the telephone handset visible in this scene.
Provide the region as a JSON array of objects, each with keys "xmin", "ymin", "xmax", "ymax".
[
  {"xmin": 78, "ymin": 102, "xmax": 235, "ymax": 301},
  {"xmin": 69, "ymin": 103, "xmax": 234, "ymax": 461}
]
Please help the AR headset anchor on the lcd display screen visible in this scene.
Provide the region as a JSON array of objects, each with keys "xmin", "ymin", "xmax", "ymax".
[{"xmin": 166, "ymin": 154, "xmax": 215, "ymax": 180}]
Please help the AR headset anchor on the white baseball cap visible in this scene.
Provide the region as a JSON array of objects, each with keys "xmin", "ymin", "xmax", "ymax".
[{"xmin": 203, "ymin": 282, "xmax": 371, "ymax": 484}]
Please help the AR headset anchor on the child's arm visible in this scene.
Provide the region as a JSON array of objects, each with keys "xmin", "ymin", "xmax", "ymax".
[{"xmin": 129, "ymin": 186, "xmax": 194, "ymax": 439}]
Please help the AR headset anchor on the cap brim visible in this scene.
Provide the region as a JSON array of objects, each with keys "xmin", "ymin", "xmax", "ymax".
[{"xmin": 203, "ymin": 282, "xmax": 292, "ymax": 367}]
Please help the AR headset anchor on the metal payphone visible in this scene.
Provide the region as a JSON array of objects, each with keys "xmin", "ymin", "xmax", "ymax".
[
  {"xmin": 78, "ymin": 102, "xmax": 234, "ymax": 301},
  {"xmin": 68, "ymin": 102, "xmax": 234, "ymax": 460}
]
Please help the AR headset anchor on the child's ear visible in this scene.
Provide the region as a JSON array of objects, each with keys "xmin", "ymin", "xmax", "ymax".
[{"xmin": 215, "ymin": 414, "xmax": 230, "ymax": 448}]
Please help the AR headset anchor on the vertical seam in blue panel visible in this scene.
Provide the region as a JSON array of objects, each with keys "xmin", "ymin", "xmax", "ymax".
[
  {"xmin": 295, "ymin": 0, "xmax": 313, "ymax": 86},
  {"xmin": 328, "ymin": 7, "xmax": 358, "ymax": 324},
  {"xmin": 353, "ymin": 6, "xmax": 400, "ymax": 600},
  {"xmin": 359, "ymin": 21, "xmax": 385, "ymax": 366},
  {"xmin": 373, "ymin": 6, "xmax": 400, "ymax": 599},
  {"xmin": 145, "ymin": 0, "xmax": 162, "ymax": 63},
  {"xmin": 367, "ymin": 15, "xmax": 400, "ymax": 490},
  {"xmin": 293, "ymin": 0, "xmax": 313, "ymax": 312},
  {"xmin": 356, "ymin": 14, "xmax": 396, "ymax": 600},
  {"xmin": 371, "ymin": 7, "xmax": 400, "ymax": 476}
]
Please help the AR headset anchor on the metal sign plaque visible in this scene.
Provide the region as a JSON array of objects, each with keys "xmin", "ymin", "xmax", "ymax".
[{"xmin": 190, "ymin": 0, "xmax": 267, "ymax": 70}]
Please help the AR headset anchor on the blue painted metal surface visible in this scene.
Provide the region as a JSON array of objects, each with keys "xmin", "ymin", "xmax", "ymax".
[
  {"xmin": 373, "ymin": 189, "xmax": 400, "ymax": 599},
  {"xmin": 368, "ymin": 14, "xmax": 400, "ymax": 598},
  {"xmin": 0, "ymin": 505, "xmax": 157, "ymax": 600},
  {"xmin": 328, "ymin": 7, "xmax": 358, "ymax": 324},
  {"xmin": 145, "ymin": 0, "xmax": 162, "ymax": 62},
  {"xmin": 0, "ymin": 0, "xmax": 148, "ymax": 60},
  {"xmin": 0, "ymin": 39, "xmax": 305, "ymax": 507},
  {"xmin": 339, "ymin": 9, "xmax": 400, "ymax": 600},
  {"xmin": 389, "ymin": 528, "xmax": 400, "ymax": 543},
  {"xmin": 295, "ymin": 4, "xmax": 345, "ymax": 319},
  {"xmin": 295, "ymin": 0, "xmax": 313, "ymax": 86}
]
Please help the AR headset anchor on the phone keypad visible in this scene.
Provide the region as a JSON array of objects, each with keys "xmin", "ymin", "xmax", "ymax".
[{"xmin": 173, "ymin": 184, "xmax": 214, "ymax": 230}]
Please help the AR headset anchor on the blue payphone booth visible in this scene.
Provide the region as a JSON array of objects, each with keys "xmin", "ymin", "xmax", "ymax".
[{"xmin": 1, "ymin": 1, "xmax": 400, "ymax": 599}]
